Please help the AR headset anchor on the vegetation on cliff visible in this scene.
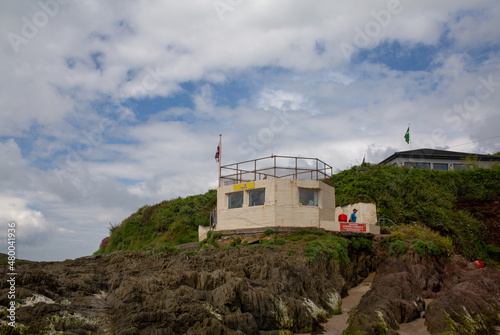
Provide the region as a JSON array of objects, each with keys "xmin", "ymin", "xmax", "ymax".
[
  {"xmin": 95, "ymin": 189, "xmax": 216, "ymax": 254},
  {"xmin": 332, "ymin": 164, "xmax": 500, "ymax": 264},
  {"xmin": 97, "ymin": 164, "xmax": 500, "ymax": 265}
]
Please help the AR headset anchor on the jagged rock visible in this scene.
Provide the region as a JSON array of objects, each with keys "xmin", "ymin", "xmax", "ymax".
[
  {"xmin": 0, "ymin": 242, "xmax": 382, "ymax": 334},
  {"xmin": 425, "ymin": 258, "xmax": 500, "ymax": 334},
  {"xmin": 345, "ymin": 257, "xmax": 425, "ymax": 334}
]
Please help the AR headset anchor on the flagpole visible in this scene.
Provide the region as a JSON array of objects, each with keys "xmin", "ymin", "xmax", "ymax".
[{"xmin": 218, "ymin": 134, "xmax": 222, "ymax": 187}]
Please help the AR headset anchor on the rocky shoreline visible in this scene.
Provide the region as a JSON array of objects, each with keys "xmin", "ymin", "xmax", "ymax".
[{"xmin": 1, "ymin": 237, "xmax": 499, "ymax": 334}]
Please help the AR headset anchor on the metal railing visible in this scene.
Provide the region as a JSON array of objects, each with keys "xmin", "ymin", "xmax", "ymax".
[{"xmin": 220, "ymin": 155, "xmax": 333, "ymax": 186}]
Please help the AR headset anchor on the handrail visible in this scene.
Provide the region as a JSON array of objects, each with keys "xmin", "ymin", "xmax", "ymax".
[
  {"xmin": 377, "ymin": 218, "xmax": 396, "ymax": 227},
  {"xmin": 220, "ymin": 155, "xmax": 333, "ymax": 185}
]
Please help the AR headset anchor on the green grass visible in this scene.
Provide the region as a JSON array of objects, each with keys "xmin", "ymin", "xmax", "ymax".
[
  {"xmin": 286, "ymin": 230, "xmax": 351, "ymax": 264},
  {"xmin": 95, "ymin": 164, "xmax": 500, "ymax": 265},
  {"xmin": 332, "ymin": 165, "xmax": 500, "ymax": 262},
  {"xmin": 0, "ymin": 253, "xmax": 34, "ymax": 265},
  {"xmin": 95, "ymin": 189, "xmax": 216, "ymax": 254}
]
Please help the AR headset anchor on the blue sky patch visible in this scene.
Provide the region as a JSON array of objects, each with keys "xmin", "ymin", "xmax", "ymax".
[{"xmin": 354, "ymin": 41, "xmax": 438, "ymax": 72}]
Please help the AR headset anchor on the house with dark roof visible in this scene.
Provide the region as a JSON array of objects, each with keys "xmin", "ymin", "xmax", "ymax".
[{"xmin": 379, "ymin": 148, "xmax": 500, "ymax": 171}]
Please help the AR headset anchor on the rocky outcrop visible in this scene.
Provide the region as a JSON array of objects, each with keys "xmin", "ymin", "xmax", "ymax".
[
  {"xmin": 0, "ymin": 240, "xmax": 382, "ymax": 334},
  {"xmin": 2, "ymin": 238, "xmax": 499, "ymax": 335},
  {"xmin": 344, "ymin": 252, "xmax": 500, "ymax": 335},
  {"xmin": 425, "ymin": 256, "xmax": 500, "ymax": 334}
]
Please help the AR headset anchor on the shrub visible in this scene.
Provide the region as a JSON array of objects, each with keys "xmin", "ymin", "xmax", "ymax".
[
  {"xmin": 99, "ymin": 236, "xmax": 110, "ymax": 250},
  {"xmin": 208, "ymin": 238, "xmax": 220, "ymax": 248},
  {"xmin": 263, "ymin": 229, "xmax": 278, "ymax": 235},
  {"xmin": 332, "ymin": 165, "xmax": 500, "ymax": 261},
  {"xmin": 351, "ymin": 237, "xmax": 372, "ymax": 253},
  {"xmin": 304, "ymin": 245, "xmax": 321, "ymax": 262},
  {"xmin": 412, "ymin": 239, "xmax": 441, "ymax": 258},
  {"xmin": 288, "ymin": 249, "xmax": 294, "ymax": 256},
  {"xmin": 388, "ymin": 240, "xmax": 408, "ymax": 257},
  {"xmin": 156, "ymin": 244, "xmax": 178, "ymax": 254},
  {"xmin": 304, "ymin": 235, "xmax": 350, "ymax": 265}
]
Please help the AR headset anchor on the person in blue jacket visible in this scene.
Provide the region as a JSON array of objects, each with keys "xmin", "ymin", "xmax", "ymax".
[{"xmin": 350, "ymin": 209, "xmax": 358, "ymax": 223}]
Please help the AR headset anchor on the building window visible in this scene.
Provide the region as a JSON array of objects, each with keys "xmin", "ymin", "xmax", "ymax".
[
  {"xmin": 228, "ymin": 192, "xmax": 243, "ymax": 209},
  {"xmin": 404, "ymin": 162, "xmax": 430, "ymax": 170},
  {"xmin": 433, "ymin": 163, "xmax": 449, "ymax": 171},
  {"xmin": 299, "ymin": 188, "xmax": 318, "ymax": 206},
  {"xmin": 249, "ymin": 189, "xmax": 265, "ymax": 207},
  {"xmin": 453, "ymin": 164, "xmax": 472, "ymax": 171}
]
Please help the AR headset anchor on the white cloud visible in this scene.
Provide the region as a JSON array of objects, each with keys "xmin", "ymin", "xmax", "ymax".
[
  {"xmin": 1, "ymin": 0, "xmax": 500, "ymax": 260},
  {"xmin": 0, "ymin": 195, "xmax": 48, "ymax": 246}
]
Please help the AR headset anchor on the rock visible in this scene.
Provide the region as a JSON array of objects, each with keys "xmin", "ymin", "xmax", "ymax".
[{"xmin": 425, "ymin": 266, "xmax": 500, "ymax": 334}]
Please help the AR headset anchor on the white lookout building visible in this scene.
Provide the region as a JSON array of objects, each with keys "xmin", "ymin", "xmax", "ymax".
[{"xmin": 199, "ymin": 155, "xmax": 380, "ymax": 240}]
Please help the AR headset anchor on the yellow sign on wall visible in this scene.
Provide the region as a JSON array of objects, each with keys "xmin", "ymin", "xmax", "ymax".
[{"xmin": 233, "ymin": 182, "xmax": 255, "ymax": 191}]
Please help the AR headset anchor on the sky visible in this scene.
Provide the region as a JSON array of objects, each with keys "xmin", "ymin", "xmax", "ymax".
[{"xmin": 1, "ymin": 0, "xmax": 500, "ymax": 261}]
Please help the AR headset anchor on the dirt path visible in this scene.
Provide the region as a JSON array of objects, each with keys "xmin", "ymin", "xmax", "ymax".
[
  {"xmin": 298, "ymin": 273, "xmax": 375, "ymax": 335},
  {"xmin": 321, "ymin": 273, "xmax": 375, "ymax": 335},
  {"xmin": 299, "ymin": 273, "xmax": 432, "ymax": 335}
]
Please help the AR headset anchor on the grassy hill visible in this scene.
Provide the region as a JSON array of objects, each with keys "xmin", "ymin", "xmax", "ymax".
[
  {"xmin": 96, "ymin": 165, "xmax": 500, "ymax": 263},
  {"xmin": 332, "ymin": 164, "xmax": 500, "ymax": 262},
  {"xmin": 0, "ymin": 253, "xmax": 34, "ymax": 265},
  {"xmin": 95, "ymin": 189, "xmax": 216, "ymax": 254}
]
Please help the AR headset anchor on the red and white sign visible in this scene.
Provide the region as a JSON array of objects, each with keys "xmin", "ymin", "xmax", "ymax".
[{"xmin": 340, "ymin": 223, "xmax": 366, "ymax": 232}]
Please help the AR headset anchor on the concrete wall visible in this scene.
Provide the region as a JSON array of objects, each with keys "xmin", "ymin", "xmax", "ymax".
[
  {"xmin": 335, "ymin": 202, "xmax": 378, "ymax": 225},
  {"xmin": 198, "ymin": 225, "xmax": 211, "ymax": 241},
  {"xmin": 215, "ymin": 179, "xmax": 335, "ymax": 231}
]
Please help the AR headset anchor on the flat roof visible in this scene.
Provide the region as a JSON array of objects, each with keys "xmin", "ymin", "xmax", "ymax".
[{"xmin": 379, "ymin": 148, "xmax": 500, "ymax": 165}]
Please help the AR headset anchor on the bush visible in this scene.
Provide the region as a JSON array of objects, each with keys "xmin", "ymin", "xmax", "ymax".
[
  {"xmin": 276, "ymin": 238, "xmax": 286, "ymax": 245},
  {"xmin": 156, "ymin": 244, "xmax": 178, "ymax": 254},
  {"xmin": 304, "ymin": 235, "xmax": 350, "ymax": 265},
  {"xmin": 332, "ymin": 165, "xmax": 500, "ymax": 261},
  {"xmin": 99, "ymin": 236, "xmax": 110, "ymax": 250},
  {"xmin": 388, "ymin": 240, "xmax": 408, "ymax": 257},
  {"xmin": 351, "ymin": 237, "xmax": 372, "ymax": 253},
  {"xmin": 412, "ymin": 239, "xmax": 442, "ymax": 258},
  {"xmin": 263, "ymin": 229, "xmax": 279, "ymax": 235}
]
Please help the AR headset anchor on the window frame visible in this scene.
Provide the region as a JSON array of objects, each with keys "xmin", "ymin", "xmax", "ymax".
[
  {"xmin": 248, "ymin": 188, "xmax": 265, "ymax": 207},
  {"xmin": 299, "ymin": 188, "xmax": 319, "ymax": 207},
  {"xmin": 433, "ymin": 163, "xmax": 449, "ymax": 171},
  {"xmin": 227, "ymin": 191, "xmax": 244, "ymax": 209}
]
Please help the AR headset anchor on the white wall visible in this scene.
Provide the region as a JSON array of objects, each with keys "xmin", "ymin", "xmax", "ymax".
[
  {"xmin": 215, "ymin": 179, "xmax": 335, "ymax": 231},
  {"xmin": 335, "ymin": 202, "xmax": 378, "ymax": 225}
]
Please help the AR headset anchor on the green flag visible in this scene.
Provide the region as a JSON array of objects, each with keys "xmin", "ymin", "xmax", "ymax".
[{"xmin": 404, "ymin": 126, "xmax": 410, "ymax": 144}]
